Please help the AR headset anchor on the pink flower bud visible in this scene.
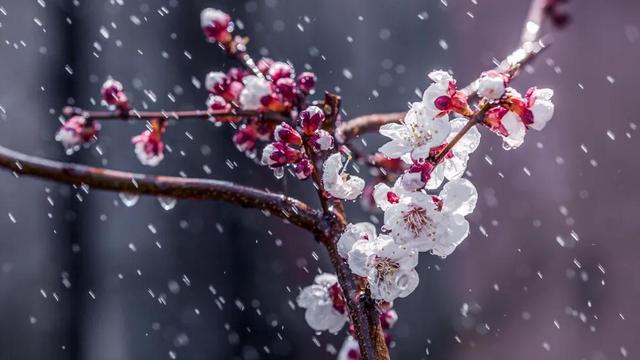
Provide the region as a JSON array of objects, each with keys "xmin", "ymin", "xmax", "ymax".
[
  {"xmin": 275, "ymin": 77, "xmax": 297, "ymax": 103},
  {"xmin": 55, "ymin": 116, "xmax": 100, "ymax": 153},
  {"xmin": 299, "ymin": 106, "xmax": 325, "ymax": 135},
  {"xmin": 206, "ymin": 94, "xmax": 230, "ymax": 112},
  {"xmin": 132, "ymin": 130, "xmax": 165, "ymax": 167},
  {"xmin": 233, "ymin": 125, "xmax": 257, "ymax": 153},
  {"xmin": 274, "ymin": 122, "xmax": 302, "ymax": 145},
  {"xmin": 200, "ymin": 8, "xmax": 232, "ymax": 43},
  {"xmin": 268, "ymin": 61, "xmax": 294, "ymax": 81},
  {"xmin": 101, "ymin": 79, "xmax": 123, "ymax": 103},
  {"xmin": 297, "ymin": 72, "xmax": 317, "ymax": 93},
  {"xmin": 294, "ymin": 158, "xmax": 313, "ymax": 180},
  {"xmin": 408, "ymin": 161, "xmax": 435, "ymax": 185},
  {"xmin": 101, "ymin": 79, "xmax": 129, "ymax": 111},
  {"xmin": 261, "ymin": 142, "xmax": 301, "ymax": 168},
  {"xmin": 434, "ymin": 95, "xmax": 451, "ymax": 111},
  {"xmin": 257, "ymin": 58, "xmax": 275, "ymax": 75},
  {"xmin": 309, "ymin": 129, "xmax": 334, "ymax": 152},
  {"xmin": 226, "ymin": 67, "xmax": 246, "ymax": 82}
]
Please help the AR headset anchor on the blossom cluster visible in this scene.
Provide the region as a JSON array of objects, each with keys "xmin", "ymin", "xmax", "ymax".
[
  {"xmin": 55, "ymin": 80, "xmax": 167, "ymax": 166},
  {"xmin": 260, "ymin": 105, "xmax": 338, "ymax": 180},
  {"xmin": 51, "ymin": 7, "xmax": 558, "ymax": 357},
  {"xmin": 295, "ymin": 69, "xmax": 554, "ymax": 354}
]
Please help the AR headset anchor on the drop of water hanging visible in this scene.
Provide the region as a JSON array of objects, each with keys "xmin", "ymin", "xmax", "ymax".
[
  {"xmin": 395, "ymin": 273, "xmax": 411, "ymax": 290},
  {"xmin": 273, "ymin": 167, "xmax": 284, "ymax": 179},
  {"xmin": 158, "ymin": 196, "xmax": 177, "ymax": 211},
  {"xmin": 119, "ymin": 192, "xmax": 140, "ymax": 207}
]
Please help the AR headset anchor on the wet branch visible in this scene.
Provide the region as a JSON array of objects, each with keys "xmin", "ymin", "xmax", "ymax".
[
  {"xmin": 0, "ymin": 145, "xmax": 324, "ymax": 236},
  {"xmin": 63, "ymin": 106, "xmax": 289, "ymax": 124}
]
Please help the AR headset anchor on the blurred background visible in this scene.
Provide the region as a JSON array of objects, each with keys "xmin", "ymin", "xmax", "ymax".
[{"xmin": 0, "ymin": 0, "xmax": 639, "ymax": 359}]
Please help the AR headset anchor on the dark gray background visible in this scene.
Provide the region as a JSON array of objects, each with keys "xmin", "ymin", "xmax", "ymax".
[{"xmin": 0, "ymin": 0, "xmax": 638, "ymax": 359}]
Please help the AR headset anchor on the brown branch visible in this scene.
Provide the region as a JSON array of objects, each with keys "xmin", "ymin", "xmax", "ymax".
[
  {"xmin": 0, "ymin": 145, "xmax": 324, "ymax": 235},
  {"xmin": 431, "ymin": 102, "xmax": 491, "ymax": 164},
  {"xmin": 63, "ymin": 106, "xmax": 290, "ymax": 124}
]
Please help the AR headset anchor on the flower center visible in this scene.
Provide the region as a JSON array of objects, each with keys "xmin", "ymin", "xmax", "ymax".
[
  {"xmin": 401, "ymin": 205, "xmax": 436, "ymax": 238},
  {"xmin": 374, "ymin": 257, "xmax": 400, "ymax": 283}
]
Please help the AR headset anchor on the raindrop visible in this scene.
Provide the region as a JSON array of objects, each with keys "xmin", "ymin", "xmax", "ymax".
[
  {"xmin": 158, "ymin": 196, "xmax": 177, "ymax": 211},
  {"xmin": 273, "ymin": 167, "xmax": 284, "ymax": 179},
  {"xmin": 119, "ymin": 192, "xmax": 140, "ymax": 207}
]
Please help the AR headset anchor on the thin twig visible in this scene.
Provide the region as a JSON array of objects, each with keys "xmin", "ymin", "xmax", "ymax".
[{"xmin": 336, "ymin": 33, "xmax": 552, "ymax": 144}]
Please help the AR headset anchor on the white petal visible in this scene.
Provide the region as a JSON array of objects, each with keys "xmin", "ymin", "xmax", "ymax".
[
  {"xmin": 239, "ymin": 75, "xmax": 270, "ymax": 110},
  {"xmin": 373, "ymin": 183, "xmax": 394, "ymax": 211},
  {"xmin": 338, "ymin": 223, "xmax": 376, "ymax": 258},
  {"xmin": 443, "ymin": 154, "xmax": 468, "ymax": 180},
  {"xmin": 530, "ymin": 99, "xmax": 554, "ymax": 131},
  {"xmin": 400, "ymin": 172, "xmax": 425, "ymax": 192},
  {"xmin": 440, "ymin": 178, "xmax": 478, "ymax": 216},
  {"xmin": 427, "ymin": 70, "xmax": 453, "ymax": 83},
  {"xmin": 379, "ymin": 123, "xmax": 406, "ymax": 140},
  {"xmin": 314, "ymin": 273, "xmax": 338, "ymax": 287},
  {"xmin": 425, "ymin": 164, "xmax": 445, "ymax": 190},
  {"xmin": 347, "ymin": 240, "xmax": 378, "ymax": 277},
  {"xmin": 501, "ymin": 111, "xmax": 526, "ymax": 149},
  {"xmin": 477, "ymin": 76, "xmax": 506, "ymax": 100},
  {"xmin": 432, "ymin": 214, "xmax": 469, "ymax": 258},
  {"xmin": 379, "ymin": 140, "xmax": 411, "ymax": 159},
  {"xmin": 304, "ymin": 304, "xmax": 347, "ymax": 333}
]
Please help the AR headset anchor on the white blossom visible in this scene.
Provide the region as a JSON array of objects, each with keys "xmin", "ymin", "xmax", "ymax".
[
  {"xmin": 422, "ymin": 70, "xmax": 454, "ymax": 113},
  {"xmin": 477, "ymin": 71, "xmax": 507, "ymax": 100},
  {"xmin": 501, "ymin": 110, "xmax": 527, "ymax": 150},
  {"xmin": 239, "ymin": 75, "xmax": 270, "ymax": 110},
  {"xmin": 337, "ymin": 222, "xmax": 377, "ymax": 258},
  {"xmin": 296, "ymin": 273, "xmax": 348, "ymax": 334},
  {"xmin": 348, "ymin": 236, "xmax": 419, "ymax": 302},
  {"xmin": 373, "ymin": 178, "xmax": 411, "ymax": 211},
  {"xmin": 378, "ymin": 102, "xmax": 450, "ymax": 162},
  {"xmin": 322, "ymin": 153, "xmax": 365, "ymax": 200},
  {"xmin": 528, "ymin": 88, "xmax": 555, "ymax": 131},
  {"xmin": 382, "ymin": 178, "xmax": 477, "ymax": 257}
]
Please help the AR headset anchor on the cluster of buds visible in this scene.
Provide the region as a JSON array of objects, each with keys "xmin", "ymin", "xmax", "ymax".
[
  {"xmin": 131, "ymin": 119, "xmax": 166, "ymax": 167},
  {"xmin": 204, "ymin": 61, "xmax": 317, "ymax": 114},
  {"xmin": 101, "ymin": 79, "xmax": 129, "ymax": 113},
  {"xmin": 200, "ymin": 8, "xmax": 233, "ymax": 44},
  {"xmin": 261, "ymin": 106, "xmax": 334, "ymax": 180}
]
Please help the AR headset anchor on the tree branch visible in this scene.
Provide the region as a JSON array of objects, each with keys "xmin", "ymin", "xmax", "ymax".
[
  {"xmin": 63, "ymin": 106, "xmax": 290, "ymax": 124},
  {"xmin": 0, "ymin": 145, "xmax": 324, "ymax": 235}
]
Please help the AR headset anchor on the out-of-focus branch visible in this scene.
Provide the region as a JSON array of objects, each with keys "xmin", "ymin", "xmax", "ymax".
[
  {"xmin": 0, "ymin": 145, "xmax": 324, "ymax": 235},
  {"xmin": 335, "ymin": 0, "xmax": 555, "ymax": 145},
  {"xmin": 63, "ymin": 106, "xmax": 289, "ymax": 124}
]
